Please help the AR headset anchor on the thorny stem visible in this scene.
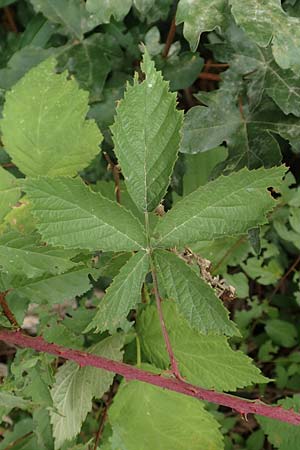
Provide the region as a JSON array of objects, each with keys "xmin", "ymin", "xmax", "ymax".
[
  {"xmin": 271, "ymin": 254, "xmax": 300, "ymax": 298},
  {"xmin": 150, "ymin": 261, "xmax": 183, "ymax": 381},
  {"xmin": 1, "ymin": 329, "xmax": 300, "ymax": 425},
  {"xmin": 0, "ymin": 291, "xmax": 20, "ymax": 328},
  {"xmin": 103, "ymin": 152, "xmax": 121, "ymax": 204},
  {"xmin": 93, "ymin": 382, "xmax": 116, "ymax": 450}
]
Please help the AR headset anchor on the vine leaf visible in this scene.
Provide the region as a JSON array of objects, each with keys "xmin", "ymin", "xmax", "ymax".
[
  {"xmin": 210, "ymin": 21, "xmax": 300, "ymax": 115},
  {"xmin": 176, "ymin": 0, "xmax": 227, "ymax": 51},
  {"xmin": 153, "ymin": 166, "xmax": 285, "ymax": 249},
  {"xmin": 111, "ymin": 48, "xmax": 183, "ymax": 212},
  {"xmin": 230, "ymin": 0, "xmax": 300, "ymax": 73},
  {"xmin": 24, "ymin": 177, "xmax": 147, "ymax": 252},
  {"xmin": 1, "ymin": 58, "xmax": 102, "ymax": 177},
  {"xmin": 0, "ymin": 167, "xmax": 20, "ymax": 222},
  {"xmin": 137, "ymin": 302, "xmax": 268, "ymax": 391},
  {"xmin": 50, "ymin": 334, "xmax": 124, "ymax": 450},
  {"xmin": 153, "ymin": 250, "xmax": 238, "ymax": 336},
  {"xmin": 109, "ymin": 371, "xmax": 224, "ymax": 450},
  {"xmin": 0, "ymin": 230, "xmax": 80, "ymax": 278},
  {"xmin": 87, "ymin": 251, "xmax": 150, "ymax": 334}
]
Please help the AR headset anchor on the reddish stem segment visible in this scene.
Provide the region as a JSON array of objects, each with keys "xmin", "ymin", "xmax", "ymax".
[
  {"xmin": 0, "ymin": 291, "xmax": 19, "ymax": 328},
  {"xmin": 0, "ymin": 329, "xmax": 300, "ymax": 426}
]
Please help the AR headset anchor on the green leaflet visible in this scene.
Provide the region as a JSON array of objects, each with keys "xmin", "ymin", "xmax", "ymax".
[
  {"xmin": 4, "ymin": 266, "xmax": 96, "ymax": 305},
  {"xmin": 87, "ymin": 251, "xmax": 150, "ymax": 334},
  {"xmin": 1, "ymin": 58, "xmax": 102, "ymax": 177},
  {"xmin": 0, "ymin": 230, "xmax": 80, "ymax": 278},
  {"xmin": 230, "ymin": 0, "xmax": 300, "ymax": 73},
  {"xmin": 176, "ymin": 0, "xmax": 227, "ymax": 51},
  {"xmin": 111, "ymin": 49, "xmax": 183, "ymax": 212},
  {"xmin": 0, "ymin": 167, "xmax": 20, "ymax": 222},
  {"xmin": 258, "ymin": 395, "xmax": 300, "ymax": 450},
  {"xmin": 153, "ymin": 250, "xmax": 238, "ymax": 336},
  {"xmin": 153, "ymin": 166, "xmax": 285, "ymax": 249},
  {"xmin": 137, "ymin": 302, "xmax": 268, "ymax": 391},
  {"xmin": 109, "ymin": 372, "xmax": 224, "ymax": 450},
  {"xmin": 25, "ymin": 177, "xmax": 147, "ymax": 252},
  {"xmin": 50, "ymin": 334, "xmax": 124, "ymax": 450}
]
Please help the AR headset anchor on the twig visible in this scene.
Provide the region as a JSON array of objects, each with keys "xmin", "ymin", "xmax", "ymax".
[
  {"xmin": 93, "ymin": 382, "xmax": 116, "ymax": 449},
  {"xmin": 271, "ymin": 254, "xmax": 300, "ymax": 298},
  {"xmin": 1, "ymin": 329, "xmax": 300, "ymax": 425},
  {"xmin": 3, "ymin": 7, "xmax": 18, "ymax": 33},
  {"xmin": 198, "ymin": 73, "xmax": 221, "ymax": 81},
  {"xmin": 0, "ymin": 291, "xmax": 20, "ymax": 328},
  {"xmin": 162, "ymin": 17, "xmax": 176, "ymax": 58},
  {"xmin": 151, "ymin": 263, "xmax": 183, "ymax": 380},
  {"xmin": 204, "ymin": 63, "xmax": 229, "ymax": 69},
  {"xmin": 4, "ymin": 431, "xmax": 33, "ymax": 449},
  {"xmin": 212, "ymin": 237, "xmax": 246, "ymax": 274},
  {"xmin": 103, "ymin": 152, "xmax": 121, "ymax": 204}
]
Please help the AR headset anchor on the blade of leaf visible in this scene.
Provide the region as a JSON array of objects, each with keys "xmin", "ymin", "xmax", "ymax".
[
  {"xmin": 25, "ymin": 177, "xmax": 147, "ymax": 252},
  {"xmin": 111, "ymin": 48, "xmax": 183, "ymax": 212},
  {"xmin": 0, "ymin": 167, "xmax": 20, "ymax": 222},
  {"xmin": 137, "ymin": 302, "xmax": 268, "ymax": 391},
  {"xmin": 1, "ymin": 58, "xmax": 103, "ymax": 177},
  {"xmin": 50, "ymin": 334, "xmax": 124, "ymax": 450},
  {"xmin": 153, "ymin": 166, "xmax": 285, "ymax": 249},
  {"xmin": 154, "ymin": 250, "xmax": 238, "ymax": 336},
  {"xmin": 87, "ymin": 250, "xmax": 149, "ymax": 334}
]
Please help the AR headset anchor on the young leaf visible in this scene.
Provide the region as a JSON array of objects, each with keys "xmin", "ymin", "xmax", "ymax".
[
  {"xmin": 176, "ymin": 0, "xmax": 227, "ymax": 51},
  {"xmin": 258, "ymin": 395, "xmax": 300, "ymax": 450},
  {"xmin": 0, "ymin": 167, "xmax": 20, "ymax": 222},
  {"xmin": 111, "ymin": 49, "xmax": 183, "ymax": 212},
  {"xmin": 229, "ymin": 0, "xmax": 300, "ymax": 73},
  {"xmin": 137, "ymin": 302, "xmax": 268, "ymax": 390},
  {"xmin": 109, "ymin": 369, "xmax": 224, "ymax": 450},
  {"xmin": 87, "ymin": 251, "xmax": 149, "ymax": 334},
  {"xmin": 25, "ymin": 177, "xmax": 147, "ymax": 252},
  {"xmin": 154, "ymin": 250, "xmax": 238, "ymax": 336},
  {"xmin": 50, "ymin": 334, "xmax": 124, "ymax": 450},
  {"xmin": 153, "ymin": 166, "xmax": 285, "ymax": 249},
  {"xmin": 1, "ymin": 58, "xmax": 102, "ymax": 177},
  {"xmin": 0, "ymin": 230, "xmax": 80, "ymax": 278},
  {"xmin": 86, "ymin": 0, "xmax": 132, "ymax": 24}
]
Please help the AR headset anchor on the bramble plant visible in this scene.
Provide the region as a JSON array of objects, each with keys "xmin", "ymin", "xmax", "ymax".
[{"xmin": 1, "ymin": 1, "xmax": 300, "ymax": 450}]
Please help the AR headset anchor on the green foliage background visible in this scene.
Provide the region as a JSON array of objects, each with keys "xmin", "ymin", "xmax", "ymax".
[{"xmin": 0, "ymin": 1, "xmax": 300, "ymax": 449}]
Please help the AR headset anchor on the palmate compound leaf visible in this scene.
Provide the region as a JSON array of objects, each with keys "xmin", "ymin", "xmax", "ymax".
[
  {"xmin": 50, "ymin": 334, "xmax": 124, "ymax": 450},
  {"xmin": 108, "ymin": 368, "xmax": 224, "ymax": 450},
  {"xmin": 229, "ymin": 0, "xmax": 300, "ymax": 73},
  {"xmin": 154, "ymin": 250, "xmax": 238, "ymax": 336},
  {"xmin": 176, "ymin": 0, "xmax": 227, "ymax": 51},
  {"xmin": 1, "ymin": 58, "xmax": 103, "ymax": 177},
  {"xmin": 87, "ymin": 251, "xmax": 150, "ymax": 334},
  {"xmin": 137, "ymin": 302, "xmax": 268, "ymax": 391},
  {"xmin": 111, "ymin": 48, "xmax": 183, "ymax": 212},
  {"xmin": 0, "ymin": 167, "xmax": 20, "ymax": 222},
  {"xmin": 0, "ymin": 230, "xmax": 81, "ymax": 278},
  {"xmin": 24, "ymin": 177, "xmax": 147, "ymax": 252},
  {"xmin": 152, "ymin": 166, "xmax": 285, "ymax": 249},
  {"xmin": 257, "ymin": 395, "xmax": 300, "ymax": 450}
]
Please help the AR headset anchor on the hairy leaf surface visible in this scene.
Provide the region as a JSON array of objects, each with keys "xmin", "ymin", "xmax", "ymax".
[
  {"xmin": 154, "ymin": 250, "xmax": 238, "ymax": 336},
  {"xmin": 153, "ymin": 166, "xmax": 285, "ymax": 248},
  {"xmin": 87, "ymin": 251, "xmax": 150, "ymax": 334},
  {"xmin": 25, "ymin": 177, "xmax": 146, "ymax": 252},
  {"xmin": 50, "ymin": 334, "xmax": 124, "ymax": 449},
  {"xmin": 1, "ymin": 58, "xmax": 102, "ymax": 177},
  {"xmin": 111, "ymin": 49, "xmax": 183, "ymax": 212},
  {"xmin": 109, "ymin": 374, "xmax": 224, "ymax": 450},
  {"xmin": 137, "ymin": 303, "xmax": 268, "ymax": 390}
]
